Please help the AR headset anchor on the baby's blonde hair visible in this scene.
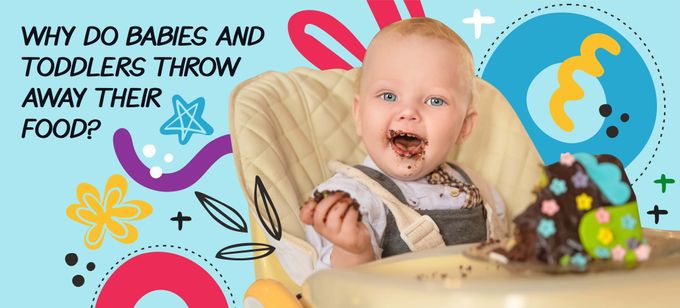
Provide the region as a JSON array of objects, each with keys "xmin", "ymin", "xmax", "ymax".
[
  {"xmin": 356, "ymin": 17, "xmax": 475, "ymax": 102},
  {"xmin": 379, "ymin": 17, "xmax": 473, "ymax": 70}
]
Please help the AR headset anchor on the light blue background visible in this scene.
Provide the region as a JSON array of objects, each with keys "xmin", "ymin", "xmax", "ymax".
[{"xmin": 2, "ymin": 1, "xmax": 678, "ymax": 307}]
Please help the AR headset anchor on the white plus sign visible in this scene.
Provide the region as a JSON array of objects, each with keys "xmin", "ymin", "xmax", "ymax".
[{"xmin": 462, "ymin": 9, "xmax": 496, "ymax": 39}]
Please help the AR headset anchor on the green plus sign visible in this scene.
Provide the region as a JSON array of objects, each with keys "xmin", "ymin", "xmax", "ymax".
[{"xmin": 654, "ymin": 174, "xmax": 675, "ymax": 193}]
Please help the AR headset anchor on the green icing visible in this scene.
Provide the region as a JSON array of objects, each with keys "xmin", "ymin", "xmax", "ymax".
[
  {"xmin": 559, "ymin": 255, "xmax": 570, "ymax": 267},
  {"xmin": 624, "ymin": 250, "xmax": 638, "ymax": 268},
  {"xmin": 579, "ymin": 201, "xmax": 642, "ymax": 261}
]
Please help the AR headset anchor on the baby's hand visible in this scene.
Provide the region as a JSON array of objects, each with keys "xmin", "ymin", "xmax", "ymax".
[{"xmin": 299, "ymin": 191, "xmax": 372, "ymax": 255}]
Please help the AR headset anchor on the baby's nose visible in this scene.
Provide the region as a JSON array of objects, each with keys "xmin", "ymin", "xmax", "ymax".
[{"xmin": 397, "ymin": 107, "xmax": 420, "ymax": 121}]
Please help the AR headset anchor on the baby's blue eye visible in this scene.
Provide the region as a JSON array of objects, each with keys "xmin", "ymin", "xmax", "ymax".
[
  {"xmin": 381, "ymin": 92, "xmax": 397, "ymax": 102},
  {"xmin": 425, "ymin": 97, "xmax": 446, "ymax": 107}
]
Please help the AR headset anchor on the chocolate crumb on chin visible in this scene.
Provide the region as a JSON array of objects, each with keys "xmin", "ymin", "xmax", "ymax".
[{"xmin": 312, "ymin": 189, "xmax": 362, "ymax": 221}]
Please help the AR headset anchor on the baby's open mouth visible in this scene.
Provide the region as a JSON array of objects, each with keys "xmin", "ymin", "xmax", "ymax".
[{"xmin": 387, "ymin": 129, "xmax": 428, "ymax": 159}]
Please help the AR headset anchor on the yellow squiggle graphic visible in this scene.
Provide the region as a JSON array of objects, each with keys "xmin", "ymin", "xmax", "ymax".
[{"xmin": 550, "ymin": 33, "xmax": 620, "ymax": 132}]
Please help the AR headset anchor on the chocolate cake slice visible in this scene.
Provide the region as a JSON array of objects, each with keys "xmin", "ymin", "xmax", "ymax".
[{"xmin": 498, "ymin": 153, "xmax": 648, "ymax": 270}]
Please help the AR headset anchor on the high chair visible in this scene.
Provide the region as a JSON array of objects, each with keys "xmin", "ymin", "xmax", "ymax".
[{"xmin": 229, "ymin": 67, "xmax": 543, "ymax": 307}]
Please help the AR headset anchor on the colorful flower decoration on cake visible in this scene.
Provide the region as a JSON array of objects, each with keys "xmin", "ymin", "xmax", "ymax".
[
  {"xmin": 621, "ymin": 214, "xmax": 637, "ymax": 230},
  {"xmin": 570, "ymin": 252, "xmax": 588, "ymax": 268},
  {"xmin": 595, "ymin": 207, "xmax": 610, "ymax": 224},
  {"xmin": 559, "ymin": 255, "xmax": 570, "ymax": 266},
  {"xmin": 541, "ymin": 199, "xmax": 560, "ymax": 216},
  {"xmin": 635, "ymin": 244, "xmax": 651, "ymax": 261},
  {"xmin": 611, "ymin": 245, "xmax": 626, "ymax": 262},
  {"xmin": 594, "ymin": 246, "xmax": 611, "ymax": 259},
  {"xmin": 571, "ymin": 170, "xmax": 589, "ymax": 188},
  {"xmin": 560, "ymin": 255, "xmax": 571, "ymax": 266},
  {"xmin": 576, "ymin": 193, "xmax": 593, "ymax": 211},
  {"xmin": 597, "ymin": 227, "xmax": 614, "ymax": 245},
  {"xmin": 67, "ymin": 174, "xmax": 153, "ymax": 249},
  {"xmin": 537, "ymin": 218, "xmax": 556, "ymax": 238},
  {"xmin": 626, "ymin": 237, "xmax": 640, "ymax": 250},
  {"xmin": 560, "ymin": 152, "xmax": 575, "ymax": 166},
  {"xmin": 549, "ymin": 178, "xmax": 567, "ymax": 196}
]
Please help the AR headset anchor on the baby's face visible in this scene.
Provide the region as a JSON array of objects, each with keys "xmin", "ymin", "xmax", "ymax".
[{"xmin": 353, "ymin": 32, "xmax": 476, "ymax": 181}]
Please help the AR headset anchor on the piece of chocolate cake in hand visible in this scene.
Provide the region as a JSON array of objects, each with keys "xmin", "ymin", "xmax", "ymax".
[{"xmin": 312, "ymin": 190, "xmax": 362, "ymax": 221}]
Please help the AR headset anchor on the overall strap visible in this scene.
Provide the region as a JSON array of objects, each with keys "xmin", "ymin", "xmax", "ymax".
[
  {"xmin": 328, "ymin": 160, "xmax": 445, "ymax": 251},
  {"xmin": 353, "ymin": 165, "xmax": 408, "ymax": 205},
  {"xmin": 444, "ymin": 163, "xmax": 509, "ymax": 240}
]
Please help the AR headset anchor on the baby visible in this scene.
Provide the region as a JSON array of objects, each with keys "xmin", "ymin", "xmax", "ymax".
[{"xmin": 299, "ymin": 17, "xmax": 507, "ymax": 270}]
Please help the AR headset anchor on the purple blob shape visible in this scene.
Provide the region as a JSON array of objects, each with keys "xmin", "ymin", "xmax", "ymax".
[{"xmin": 113, "ymin": 128, "xmax": 232, "ymax": 192}]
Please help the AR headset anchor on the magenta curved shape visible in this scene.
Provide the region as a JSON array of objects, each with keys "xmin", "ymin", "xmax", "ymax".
[
  {"xmin": 287, "ymin": 1, "xmax": 425, "ymax": 70},
  {"xmin": 368, "ymin": 0, "xmax": 425, "ymax": 29},
  {"xmin": 288, "ymin": 10, "xmax": 366, "ymax": 70},
  {"xmin": 96, "ymin": 252, "xmax": 228, "ymax": 308},
  {"xmin": 113, "ymin": 128, "xmax": 232, "ymax": 192}
]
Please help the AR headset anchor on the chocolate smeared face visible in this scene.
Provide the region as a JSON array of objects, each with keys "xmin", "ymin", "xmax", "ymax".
[
  {"xmin": 388, "ymin": 129, "xmax": 428, "ymax": 159},
  {"xmin": 353, "ymin": 32, "xmax": 476, "ymax": 181}
]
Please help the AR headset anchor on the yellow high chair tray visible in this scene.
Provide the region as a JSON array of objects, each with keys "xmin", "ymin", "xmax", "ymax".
[{"xmin": 300, "ymin": 229, "xmax": 680, "ymax": 308}]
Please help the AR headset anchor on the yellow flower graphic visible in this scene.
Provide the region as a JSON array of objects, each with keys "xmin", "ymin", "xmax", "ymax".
[
  {"xmin": 66, "ymin": 174, "xmax": 152, "ymax": 249},
  {"xmin": 576, "ymin": 193, "xmax": 593, "ymax": 211},
  {"xmin": 598, "ymin": 227, "xmax": 614, "ymax": 245}
]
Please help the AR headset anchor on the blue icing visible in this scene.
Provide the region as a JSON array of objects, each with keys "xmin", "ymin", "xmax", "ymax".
[{"xmin": 573, "ymin": 153, "xmax": 631, "ymax": 205}]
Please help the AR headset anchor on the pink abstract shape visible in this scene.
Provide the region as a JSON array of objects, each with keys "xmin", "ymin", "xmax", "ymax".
[
  {"xmin": 368, "ymin": 0, "xmax": 425, "ymax": 29},
  {"xmin": 96, "ymin": 252, "xmax": 228, "ymax": 308},
  {"xmin": 288, "ymin": 10, "xmax": 365, "ymax": 70},
  {"xmin": 288, "ymin": 0, "xmax": 425, "ymax": 70},
  {"xmin": 403, "ymin": 1, "xmax": 426, "ymax": 18}
]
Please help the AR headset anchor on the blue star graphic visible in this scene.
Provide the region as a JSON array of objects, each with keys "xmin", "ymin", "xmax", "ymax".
[{"xmin": 160, "ymin": 95, "xmax": 214, "ymax": 145}]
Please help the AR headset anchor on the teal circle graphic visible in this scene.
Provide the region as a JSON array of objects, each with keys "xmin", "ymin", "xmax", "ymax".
[{"xmin": 482, "ymin": 12, "xmax": 657, "ymax": 166}]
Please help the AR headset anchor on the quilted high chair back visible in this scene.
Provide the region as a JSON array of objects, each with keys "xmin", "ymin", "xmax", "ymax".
[{"xmin": 229, "ymin": 67, "xmax": 543, "ymax": 293}]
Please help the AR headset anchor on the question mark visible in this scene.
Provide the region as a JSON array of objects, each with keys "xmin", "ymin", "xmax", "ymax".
[{"xmin": 87, "ymin": 119, "xmax": 101, "ymax": 139}]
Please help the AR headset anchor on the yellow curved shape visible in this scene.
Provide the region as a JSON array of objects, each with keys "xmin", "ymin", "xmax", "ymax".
[
  {"xmin": 550, "ymin": 33, "xmax": 621, "ymax": 132},
  {"xmin": 244, "ymin": 279, "xmax": 302, "ymax": 308}
]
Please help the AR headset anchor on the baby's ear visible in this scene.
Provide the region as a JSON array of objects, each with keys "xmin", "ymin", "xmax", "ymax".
[
  {"xmin": 456, "ymin": 105, "xmax": 477, "ymax": 144},
  {"xmin": 352, "ymin": 94, "xmax": 362, "ymax": 136}
]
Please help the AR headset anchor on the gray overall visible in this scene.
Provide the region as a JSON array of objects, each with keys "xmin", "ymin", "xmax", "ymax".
[{"xmin": 354, "ymin": 164, "xmax": 488, "ymax": 258}]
